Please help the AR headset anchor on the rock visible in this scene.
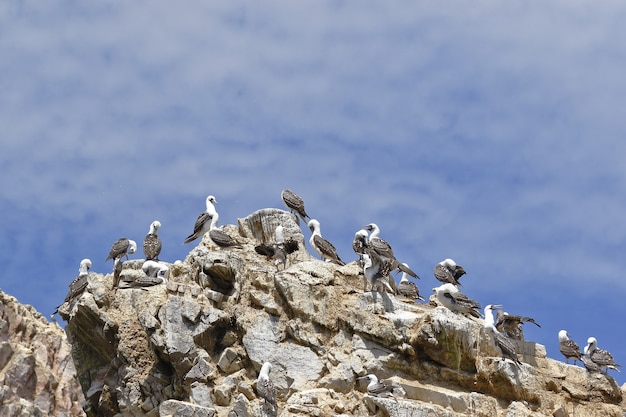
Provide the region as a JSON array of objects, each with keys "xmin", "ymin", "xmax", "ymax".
[
  {"xmin": 42, "ymin": 209, "xmax": 625, "ymax": 416},
  {"xmin": 0, "ymin": 290, "xmax": 85, "ymax": 417}
]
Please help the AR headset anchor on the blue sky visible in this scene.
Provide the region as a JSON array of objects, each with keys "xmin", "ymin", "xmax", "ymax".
[{"xmin": 1, "ymin": 1, "xmax": 625, "ymax": 385}]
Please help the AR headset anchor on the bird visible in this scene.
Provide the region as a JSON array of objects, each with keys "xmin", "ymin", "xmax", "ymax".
[
  {"xmin": 357, "ymin": 374, "xmax": 395, "ymax": 397},
  {"xmin": 352, "ymin": 228, "xmax": 369, "ymax": 264},
  {"xmin": 432, "ymin": 283, "xmax": 481, "ymax": 318},
  {"xmin": 281, "ymin": 189, "xmax": 310, "ymax": 223},
  {"xmin": 584, "ymin": 337, "xmax": 621, "ymax": 373},
  {"xmin": 396, "ymin": 263, "xmax": 424, "ymax": 301},
  {"xmin": 256, "ymin": 362, "xmax": 277, "ymax": 408},
  {"xmin": 581, "ymin": 354, "xmax": 602, "ymax": 374},
  {"xmin": 53, "ymin": 258, "xmax": 92, "ymax": 315},
  {"xmin": 433, "ymin": 258, "xmax": 466, "ymax": 286},
  {"xmin": 255, "ymin": 225, "xmax": 299, "ymax": 270},
  {"xmin": 207, "ymin": 211, "xmax": 243, "ymax": 248},
  {"xmin": 495, "ymin": 309, "xmax": 541, "ymax": 340},
  {"xmin": 307, "ymin": 219, "xmax": 345, "ymax": 265},
  {"xmin": 121, "ymin": 261, "xmax": 169, "ymax": 288},
  {"xmin": 183, "ymin": 195, "xmax": 218, "ymax": 244},
  {"xmin": 105, "ymin": 238, "xmax": 137, "ymax": 262},
  {"xmin": 558, "ymin": 330, "xmax": 582, "ymax": 365},
  {"xmin": 143, "ymin": 220, "xmax": 162, "ymax": 261},
  {"xmin": 363, "ymin": 223, "xmax": 418, "ymax": 278},
  {"xmin": 362, "ymin": 250, "xmax": 395, "ymax": 294},
  {"xmin": 484, "ymin": 304, "xmax": 522, "ymax": 367}
]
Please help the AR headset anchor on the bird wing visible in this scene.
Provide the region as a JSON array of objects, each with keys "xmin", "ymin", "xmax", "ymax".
[
  {"xmin": 143, "ymin": 234, "xmax": 162, "ymax": 260},
  {"xmin": 434, "ymin": 264, "xmax": 459, "ymax": 285},
  {"xmin": 184, "ymin": 212, "xmax": 211, "ymax": 244},
  {"xmin": 209, "ymin": 229, "xmax": 241, "ymax": 248},
  {"xmin": 313, "ymin": 235, "xmax": 345, "ymax": 265},
  {"xmin": 283, "ymin": 238, "xmax": 299, "ymax": 254},
  {"xmin": 106, "ymin": 238, "xmax": 130, "ymax": 261},
  {"xmin": 559, "ymin": 340, "xmax": 581, "ymax": 359},
  {"xmin": 255, "ymin": 243, "xmax": 276, "ymax": 258}
]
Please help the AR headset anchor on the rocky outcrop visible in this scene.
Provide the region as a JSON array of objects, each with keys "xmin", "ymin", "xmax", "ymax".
[
  {"xmin": 57, "ymin": 208, "xmax": 626, "ymax": 417},
  {"xmin": 0, "ymin": 290, "xmax": 85, "ymax": 417}
]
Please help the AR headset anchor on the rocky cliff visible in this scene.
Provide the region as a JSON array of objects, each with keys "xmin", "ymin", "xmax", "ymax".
[
  {"xmin": 56, "ymin": 208, "xmax": 626, "ymax": 417},
  {"xmin": 0, "ymin": 290, "xmax": 85, "ymax": 416}
]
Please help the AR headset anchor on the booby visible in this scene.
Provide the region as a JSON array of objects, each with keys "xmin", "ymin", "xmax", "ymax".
[
  {"xmin": 432, "ymin": 283, "xmax": 481, "ymax": 318},
  {"xmin": 121, "ymin": 260, "xmax": 169, "ymax": 288},
  {"xmin": 585, "ymin": 337, "xmax": 621, "ymax": 372},
  {"xmin": 256, "ymin": 362, "xmax": 277, "ymax": 407},
  {"xmin": 396, "ymin": 263, "xmax": 424, "ymax": 301},
  {"xmin": 53, "ymin": 258, "xmax": 92, "ymax": 314},
  {"xmin": 495, "ymin": 309, "xmax": 541, "ymax": 340},
  {"xmin": 484, "ymin": 304, "xmax": 522, "ymax": 367},
  {"xmin": 363, "ymin": 223, "xmax": 418, "ymax": 278},
  {"xmin": 207, "ymin": 211, "xmax": 243, "ymax": 248},
  {"xmin": 143, "ymin": 220, "xmax": 162, "ymax": 261},
  {"xmin": 433, "ymin": 258, "xmax": 466, "ymax": 286},
  {"xmin": 254, "ymin": 225, "xmax": 299, "ymax": 270},
  {"xmin": 307, "ymin": 219, "xmax": 345, "ymax": 265},
  {"xmin": 281, "ymin": 189, "xmax": 310, "ymax": 223},
  {"xmin": 558, "ymin": 330, "xmax": 582, "ymax": 365},
  {"xmin": 183, "ymin": 195, "xmax": 218, "ymax": 244},
  {"xmin": 357, "ymin": 374, "xmax": 395, "ymax": 397},
  {"xmin": 352, "ymin": 229, "xmax": 369, "ymax": 263},
  {"xmin": 362, "ymin": 250, "xmax": 395, "ymax": 294},
  {"xmin": 581, "ymin": 354, "xmax": 602, "ymax": 374},
  {"xmin": 105, "ymin": 238, "xmax": 137, "ymax": 262}
]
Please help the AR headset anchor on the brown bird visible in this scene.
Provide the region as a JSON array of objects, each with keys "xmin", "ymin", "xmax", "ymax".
[
  {"xmin": 308, "ymin": 219, "xmax": 345, "ymax": 265},
  {"xmin": 281, "ymin": 189, "xmax": 310, "ymax": 223},
  {"xmin": 558, "ymin": 330, "xmax": 582, "ymax": 365},
  {"xmin": 143, "ymin": 220, "xmax": 162, "ymax": 261},
  {"xmin": 433, "ymin": 258, "xmax": 466, "ymax": 286},
  {"xmin": 105, "ymin": 238, "xmax": 137, "ymax": 262},
  {"xmin": 495, "ymin": 309, "xmax": 541, "ymax": 340}
]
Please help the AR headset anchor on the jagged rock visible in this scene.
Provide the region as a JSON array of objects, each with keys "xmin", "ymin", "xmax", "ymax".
[
  {"xmin": 52, "ymin": 209, "xmax": 625, "ymax": 416},
  {"xmin": 0, "ymin": 290, "xmax": 85, "ymax": 417}
]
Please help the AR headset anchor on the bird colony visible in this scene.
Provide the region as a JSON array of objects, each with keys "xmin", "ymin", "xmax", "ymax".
[{"xmin": 55, "ymin": 189, "xmax": 622, "ymax": 413}]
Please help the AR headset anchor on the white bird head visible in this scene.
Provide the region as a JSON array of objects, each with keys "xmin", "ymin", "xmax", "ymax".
[
  {"xmin": 259, "ymin": 362, "xmax": 272, "ymax": 379},
  {"xmin": 150, "ymin": 220, "xmax": 161, "ymax": 233},
  {"xmin": 483, "ymin": 304, "xmax": 503, "ymax": 328},
  {"xmin": 354, "ymin": 229, "xmax": 369, "ymax": 239},
  {"xmin": 275, "ymin": 225, "xmax": 284, "ymax": 243},
  {"xmin": 206, "ymin": 195, "xmax": 218, "ymax": 215},
  {"xmin": 441, "ymin": 258, "xmax": 457, "ymax": 268},
  {"xmin": 307, "ymin": 219, "xmax": 320, "ymax": 233},
  {"xmin": 558, "ymin": 330, "xmax": 570, "ymax": 342},
  {"xmin": 79, "ymin": 258, "xmax": 92, "ymax": 275},
  {"xmin": 128, "ymin": 240, "xmax": 137, "ymax": 254}
]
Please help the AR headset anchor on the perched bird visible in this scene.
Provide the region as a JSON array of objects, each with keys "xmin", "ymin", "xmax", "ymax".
[
  {"xmin": 183, "ymin": 195, "xmax": 218, "ymax": 244},
  {"xmin": 363, "ymin": 223, "xmax": 418, "ymax": 278},
  {"xmin": 585, "ymin": 337, "xmax": 621, "ymax": 373},
  {"xmin": 357, "ymin": 374, "xmax": 395, "ymax": 397},
  {"xmin": 207, "ymin": 212, "xmax": 243, "ymax": 248},
  {"xmin": 362, "ymin": 250, "xmax": 395, "ymax": 294},
  {"xmin": 558, "ymin": 330, "xmax": 582, "ymax": 365},
  {"xmin": 256, "ymin": 362, "xmax": 277, "ymax": 407},
  {"xmin": 281, "ymin": 189, "xmax": 310, "ymax": 223},
  {"xmin": 53, "ymin": 258, "xmax": 92, "ymax": 315},
  {"xmin": 143, "ymin": 220, "xmax": 162, "ymax": 261},
  {"xmin": 121, "ymin": 261, "xmax": 169, "ymax": 288},
  {"xmin": 495, "ymin": 309, "xmax": 541, "ymax": 340},
  {"xmin": 352, "ymin": 228, "xmax": 369, "ymax": 264},
  {"xmin": 255, "ymin": 225, "xmax": 299, "ymax": 270},
  {"xmin": 433, "ymin": 258, "xmax": 466, "ymax": 286},
  {"xmin": 581, "ymin": 354, "xmax": 602, "ymax": 374},
  {"xmin": 307, "ymin": 219, "xmax": 345, "ymax": 265},
  {"xmin": 396, "ymin": 263, "xmax": 424, "ymax": 301},
  {"xmin": 484, "ymin": 304, "xmax": 522, "ymax": 367},
  {"xmin": 105, "ymin": 238, "xmax": 137, "ymax": 262},
  {"xmin": 433, "ymin": 283, "xmax": 481, "ymax": 318}
]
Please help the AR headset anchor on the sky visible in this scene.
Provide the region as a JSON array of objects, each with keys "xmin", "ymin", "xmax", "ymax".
[{"xmin": 1, "ymin": 1, "xmax": 626, "ymax": 386}]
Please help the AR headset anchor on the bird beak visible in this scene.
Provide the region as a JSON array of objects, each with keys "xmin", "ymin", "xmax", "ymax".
[{"xmin": 491, "ymin": 304, "xmax": 503, "ymax": 309}]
